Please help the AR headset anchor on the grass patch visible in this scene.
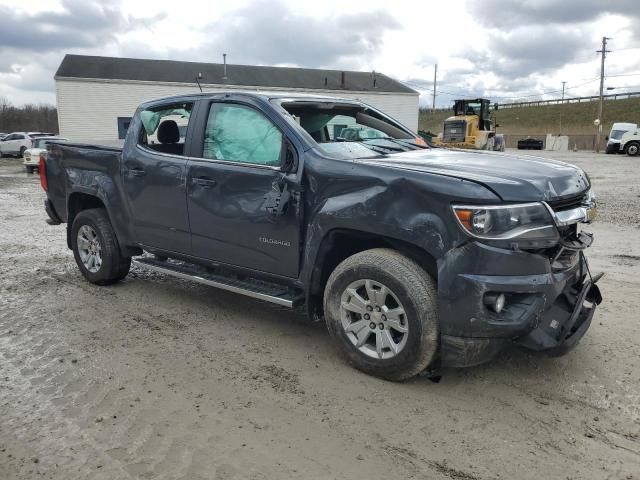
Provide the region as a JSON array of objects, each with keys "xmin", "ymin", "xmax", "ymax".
[{"xmin": 419, "ymin": 97, "xmax": 640, "ymax": 136}]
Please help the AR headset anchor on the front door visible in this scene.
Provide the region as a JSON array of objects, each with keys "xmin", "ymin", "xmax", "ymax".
[
  {"xmin": 0, "ymin": 134, "xmax": 14, "ymax": 154},
  {"xmin": 4, "ymin": 134, "xmax": 21, "ymax": 154},
  {"xmin": 122, "ymin": 101, "xmax": 194, "ymax": 253},
  {"xmin": 186, "ymin": 101, "xmax": 301, "ymax": 277}
]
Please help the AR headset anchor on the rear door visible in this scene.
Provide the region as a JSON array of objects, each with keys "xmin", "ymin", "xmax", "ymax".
[
  {"xmin": 14, "ymin": 134, "xmax": 27, "ymax": 153},
  {"xmin": 122, "ymin": 101, "xmax": 194, "ymax": 253},
  {"xmin": 186, "ymin": 100, "xmax": 302, "ymax": 277}
]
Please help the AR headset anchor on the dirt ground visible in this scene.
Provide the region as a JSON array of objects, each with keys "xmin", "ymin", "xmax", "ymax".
[{"xmin": 1, "ymin": 149, "xmax": 639, "ymax": 480}]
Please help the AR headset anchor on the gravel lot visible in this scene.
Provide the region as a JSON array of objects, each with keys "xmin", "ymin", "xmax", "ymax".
[{"xmin": 1, "ymin": 149, "xmax": 639, "ymax": 480}]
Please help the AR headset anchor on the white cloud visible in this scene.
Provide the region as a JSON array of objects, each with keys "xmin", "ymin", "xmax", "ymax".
[{"xmin": 0, "ymin": 0, "xmax": 639, "ymax": 108}]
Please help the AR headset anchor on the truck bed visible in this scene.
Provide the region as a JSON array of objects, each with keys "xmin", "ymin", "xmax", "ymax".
[{"xmin": 45, "ymin": 141, "xmax": 124, "ymax": 225}]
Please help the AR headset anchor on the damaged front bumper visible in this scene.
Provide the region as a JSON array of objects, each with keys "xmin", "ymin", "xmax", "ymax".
[{"xmin": 437, "ymin": 235, "xmax": 603, "ymax": 368}]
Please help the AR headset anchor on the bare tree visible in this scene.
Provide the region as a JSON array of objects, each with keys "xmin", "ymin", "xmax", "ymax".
[{"xmin": 0, "ymin": 99, "xmax": 58, "ymax": 134}]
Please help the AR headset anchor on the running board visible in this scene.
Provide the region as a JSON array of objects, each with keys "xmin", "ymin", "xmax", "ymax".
[{"xmin": 132, "ymin": 257, "xmax": 303, "ymax": 308}]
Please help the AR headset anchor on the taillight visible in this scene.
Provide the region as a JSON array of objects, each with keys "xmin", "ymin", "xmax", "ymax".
[{"xmin": 39, "ymin": 152, "xmax": 48, "ymax": 191}]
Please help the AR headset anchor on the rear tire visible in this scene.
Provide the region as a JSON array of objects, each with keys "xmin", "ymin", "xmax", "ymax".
[
  {"xmin": 71, "ymin": 208, "xmax": 131, "ymax": 285},
  {"xmin": 323, "ymin": 248, "xmax": 439, "ymax": 381},
  {"xmin": 625, "ymin": 142, "xmax": 639, "ymax": 156}
]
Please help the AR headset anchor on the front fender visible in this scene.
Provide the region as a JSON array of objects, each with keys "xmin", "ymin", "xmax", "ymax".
[{"xmin": 299, "ymin": 181, "xmax": 453, "ymax": 291}]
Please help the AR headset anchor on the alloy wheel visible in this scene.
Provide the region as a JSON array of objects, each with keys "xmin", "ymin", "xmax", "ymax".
[
  {"xmin": 77, "ymin": 225, "xmax": 103, "ymax": 273},
  {"xmin": 339, "ymin": 279, "xmax": 409, "ymax": 359}
]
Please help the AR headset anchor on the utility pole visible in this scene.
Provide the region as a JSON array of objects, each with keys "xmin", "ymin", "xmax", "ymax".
[
  {"xmin": 559, "ymin": 81, "xmax": 567, "ymax": 134},
  {"xmin": 432, "ymin": 64, "xmax": 437, "ymax": 112},
  {"xmin": 595, "ymin": 37, "xmax": 611, "ymax": 152}
]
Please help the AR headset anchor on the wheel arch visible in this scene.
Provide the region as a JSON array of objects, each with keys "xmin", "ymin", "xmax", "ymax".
[
  {"xmin": 305, "ymin": 228, "xmax": 438, "ymax": 320},
  {"xmin": 625, "ymin": 141, "xmax": 640, "ymax": 155},
  {"xmin": 66, "ymin": 192, "xmax": 141, "ymax": 257}
]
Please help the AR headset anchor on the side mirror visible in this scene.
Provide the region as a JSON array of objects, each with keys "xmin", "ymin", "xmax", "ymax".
[
  {"xmin": 495, "ymin": 124, "xmax": 501, "ymax": 128},
  {"xmin": 605, "ymin": 135, "xmax": 609, "ymax": 141}
]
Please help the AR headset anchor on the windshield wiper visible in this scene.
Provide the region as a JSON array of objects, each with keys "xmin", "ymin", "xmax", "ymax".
[
  {"xmin": 393, "ymin": 138, "xmax": 429, "ymax": 149},
  {"xmin": 357, "ymin": 142, "xmax": 404, "ymax": 154},
  {"xmin": 359, "ymin": 138, "xmax": 410, "ymax": 152},
  {"xmin": 365, "ymin": 137, "xmax": 428, "ymax": 150}
]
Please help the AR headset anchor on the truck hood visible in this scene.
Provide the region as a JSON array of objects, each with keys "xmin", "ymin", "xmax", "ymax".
[{"xmin": 358, "ymin": 148, "xmax": 590, "ymax": 202}]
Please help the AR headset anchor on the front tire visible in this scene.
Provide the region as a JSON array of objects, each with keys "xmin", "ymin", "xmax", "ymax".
[
  {"xmin": 25, "ymin": 166, "xmax": 34, "ymax": 174},
  {"xmin": 323, "ymin": 249, "xmax": 439, "ymax": 381},
  {"xmin": 625, "ymin": 142, "xmax": 639, "ymax": 156},
  {"xmin": 19, "ymin": 146, "xmax": 26, "ymax": 158},
  {"xmin": 71, "ymin": 208, "xmax": 131, "ymax": 285}
]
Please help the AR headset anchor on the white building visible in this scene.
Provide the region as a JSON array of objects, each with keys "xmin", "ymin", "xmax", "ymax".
[{"xmin": 55, "ymin": 54, "xmax": 419, "ymax": 143}]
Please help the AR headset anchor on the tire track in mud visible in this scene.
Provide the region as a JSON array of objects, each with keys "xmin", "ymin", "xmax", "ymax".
[
  {"xmin": 2, "ymin": 159, "xmax": 640, "ymax": 479},
  {"xmin": 0, "ymin": 299, "xmax": 208, "ymax": 479},
  {"xmin": 1, "ymin": 274, "xmax": 433, "ymax": 480},
  {"xmin": 3, "ymin": 264, "xmax": 638, "ymax": 480},
  {"xmin": 0, "ymin": 335, "xmax": 136, "ymax": 479}
]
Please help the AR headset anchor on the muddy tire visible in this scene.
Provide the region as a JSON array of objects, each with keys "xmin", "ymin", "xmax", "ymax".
[
  {"xmin": 71, "ymin": 208, "xmax": 131, "ymax": 285},
  {"xmin": 323, "ymin": 248, "xmax": 439, "ymax": 381},
  {"xmin": 625, "ymin": 142, "xmax": 639, "ymax": 156}
]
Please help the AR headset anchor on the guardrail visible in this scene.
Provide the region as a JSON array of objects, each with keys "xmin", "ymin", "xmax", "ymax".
[
  {"xmin": 498, "ymin": 91, "xmax": 640, "ymax": 109},
  {"xmin": 422, "ymin": 91, "xmax": 640, "ymax": 112}
]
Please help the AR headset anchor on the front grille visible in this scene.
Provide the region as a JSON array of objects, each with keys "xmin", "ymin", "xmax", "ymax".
[
  {"xmin": 528, "ymin": 223, "xmax": 581, "ymax": 270},
  {"xmin": 443, "ymin": 120, "xmax": 466, "ymax": 142},
  {"xmin": 546, "ymin": 192, "xmax": 587, "ymax": 211}
]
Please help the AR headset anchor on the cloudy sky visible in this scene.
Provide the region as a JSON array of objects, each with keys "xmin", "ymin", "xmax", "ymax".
[{"xmin": 1, "ymin": 0, "xmax": 639, "ymax": 107}]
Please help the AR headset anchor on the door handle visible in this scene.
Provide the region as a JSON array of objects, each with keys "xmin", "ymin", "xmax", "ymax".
[
  {"xmin": 127, "ymin": 167, "xmax": 146, "ymax": 177},
  {"xmin": 194, "ymin": 176, "xmax": 217, "ymax": 188}
]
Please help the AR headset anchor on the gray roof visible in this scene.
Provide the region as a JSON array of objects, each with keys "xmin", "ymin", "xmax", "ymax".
[{"xmin": 55, "ymin": 54, "xmax": 417, "ymax": 94}]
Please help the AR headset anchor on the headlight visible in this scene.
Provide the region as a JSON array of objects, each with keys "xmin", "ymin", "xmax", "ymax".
[{"xmin": 452, "ymin": 203, "xmax": 558, "ymax": 244}]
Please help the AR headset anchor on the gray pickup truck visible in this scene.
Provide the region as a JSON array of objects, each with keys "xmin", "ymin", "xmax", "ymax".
[{"xmin": 40, "ymin": 92, "xmax": 602, "ymax": 380}]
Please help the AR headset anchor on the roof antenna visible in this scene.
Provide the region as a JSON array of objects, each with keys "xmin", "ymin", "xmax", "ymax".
[
  {"xmin": 195, "ymin": 72, "xmax": 203, "ymax": 92},
  {"xmin": 223, "ymin": 53, "xmax": 228, "ymax": 82},
  {"xmin": 372, "ymin": 70, "xmax": 377, "ymax": 88}
]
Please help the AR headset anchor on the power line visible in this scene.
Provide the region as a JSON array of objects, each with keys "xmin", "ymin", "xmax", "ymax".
[
  {"xmin": 610, "ymin": 46, "xmax": 640, "ymax": 52},
  {"xmin": 402, "ymin": 65, "xmax": 640, "ymax": 105},
  {"xmin": 606, "ymin": 72, "xmax": 640, "ymax": 78},
  {"xmin": 406, "ymin": 77, "xmax": 602, "ymax": 103}
]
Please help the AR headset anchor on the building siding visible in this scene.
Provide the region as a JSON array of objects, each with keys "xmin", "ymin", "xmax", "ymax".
[{"xmin": 55, "ymin": 79, "xmax": 419, "ymax": 143}]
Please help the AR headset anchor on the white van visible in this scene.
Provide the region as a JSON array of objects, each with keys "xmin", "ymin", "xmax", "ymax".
[
  {"xmin": 606, "ymin": 122, "xmax": 637, "ymax": 154},
  {"xmin": 619, "ymin": 129, "xmax": 640, "ymax": 156}
]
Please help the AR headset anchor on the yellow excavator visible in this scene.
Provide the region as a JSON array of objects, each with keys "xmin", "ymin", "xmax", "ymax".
[{"xmin": 432, "ymin": 98, "xmax": 504, "ymax": 151}]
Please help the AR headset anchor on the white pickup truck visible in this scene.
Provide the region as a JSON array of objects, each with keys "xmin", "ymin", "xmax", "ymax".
[{"xmin": 23, "ymin": 136, "xmax": 68, "ymax": 173}]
